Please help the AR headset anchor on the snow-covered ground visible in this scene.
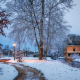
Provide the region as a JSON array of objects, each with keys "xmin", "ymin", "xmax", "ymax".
[
  {"xmin": 0, "ymin": 63, "xmax": 18, "ymax": 80},
  {"xmin": 6, "ymin": 57, "xmax": 80, "ymax": 80},
  {"xmin": 73, "ymin": 59, "xmax": 80, "ymax": 62}
]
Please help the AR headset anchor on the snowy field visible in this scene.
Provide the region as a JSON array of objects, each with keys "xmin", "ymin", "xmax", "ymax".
[
  {"xmin": 0, "ymin": 63, "xmax": 18, "ymax": 80},
  {"xmin": 0, "ymin": 57, "xmax": 80, "ymax": 80}
]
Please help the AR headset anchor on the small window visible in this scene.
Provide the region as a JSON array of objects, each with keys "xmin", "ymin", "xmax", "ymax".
[
  {"xmin": 73, "ymin": 48, "xmax": 75, "ymax": 51},
  {"xmin": 68, "ymin": 53, "xmax": 71, "ymax": 57}
]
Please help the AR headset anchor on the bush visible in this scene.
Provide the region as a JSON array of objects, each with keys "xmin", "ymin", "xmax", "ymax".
[{"xmin": 33, "ymin": 55, "xmax": 37, "ymax": 57}]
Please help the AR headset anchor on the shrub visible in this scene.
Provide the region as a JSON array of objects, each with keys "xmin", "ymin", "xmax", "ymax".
[{"xmin": 33, "ymin": 55, "xmax": 37, "ymax": 57}]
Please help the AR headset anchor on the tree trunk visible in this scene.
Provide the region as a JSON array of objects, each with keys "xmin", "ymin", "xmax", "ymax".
[
  {"xmin": 18, "ymin": 36, "xmax": 20, "ymax": 56},
  {"xmin": 39, "ymin": 44, "xmax": 43, "ymax": 60},
  {"xmin": 39, "ymin": 0, "xmax": 44, "ymax": 60},
  {"xmin": 45, "ymin": 52, "xmax": 47, "ymax": 60}
]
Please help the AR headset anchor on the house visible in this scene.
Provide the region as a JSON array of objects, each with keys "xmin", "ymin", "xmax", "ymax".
[
  {"xmin": 64, "ymin": 44, "xmax": 80, "ymax": 60},
  {"xmin": 64, "ymin": 35, "xmax": 80, "ymax": 60}
]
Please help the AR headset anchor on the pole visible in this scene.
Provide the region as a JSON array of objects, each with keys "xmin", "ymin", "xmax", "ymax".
[
  {"xmin": 14, "ymin": 46, "xmax": 15, "ymax": 60},
  {"xmin": 35, "ymin": 44, "xmax": 36, "ymax": 53}
]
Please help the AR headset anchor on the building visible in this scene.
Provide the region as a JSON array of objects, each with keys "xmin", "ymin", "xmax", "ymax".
[
  {"xmin": 64, "ymin": 45, "xmax": 80, "ymax": 60},
  {"xmin": 64, "ymin": 35, "xmax": 80, "ymax": 60}
]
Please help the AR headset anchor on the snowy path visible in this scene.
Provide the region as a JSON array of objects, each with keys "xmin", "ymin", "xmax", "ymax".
[{"xmin": 12, "ymin": 63, "xmax": 46, "ymax": 80}]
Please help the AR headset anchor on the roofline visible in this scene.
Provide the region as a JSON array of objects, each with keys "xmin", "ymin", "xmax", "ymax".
[
  {"xmin": 67, "ymin": 51, "xmax": 80, "ymax": 53},
  {"xmin": 67, "ymin": 45, "xmax": 80, "ymax": 46}
]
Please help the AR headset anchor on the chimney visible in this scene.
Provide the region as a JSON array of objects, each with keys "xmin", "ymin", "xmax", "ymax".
[{"xmin": 71, "ymin": 37, "xmax": 72, "ymax": 42}]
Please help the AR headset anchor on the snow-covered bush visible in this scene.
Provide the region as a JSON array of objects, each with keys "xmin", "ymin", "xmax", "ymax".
[
  {"xmin": 72, "ymin": 54, "xmax": 80, "ymax": 60},
  {"xmin": 15, "ymin": 50, "xmax": 24, "ymax": 62}
]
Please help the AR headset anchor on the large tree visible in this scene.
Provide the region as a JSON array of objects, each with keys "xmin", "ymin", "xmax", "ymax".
[{"xmin": 5, "ymin": 0, "xmax": 74, "ymax": 60}]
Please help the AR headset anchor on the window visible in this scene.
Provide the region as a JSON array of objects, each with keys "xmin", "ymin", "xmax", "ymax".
[
  {"xmin": 73, "ymin": 48, "xmax": 75, "ymax": 51},
  {"xmin": 68, "ymin": 53, "xmax": 71, "ymax": 57}
]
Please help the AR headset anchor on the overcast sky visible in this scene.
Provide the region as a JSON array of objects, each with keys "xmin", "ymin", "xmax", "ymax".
[
  {"xmin": 0, "ymin": 0, "xmax": 80, "ymax": 51},
  {"xmin": 65, "ymin": 0, "xmax": 80, "ymax": 35}
]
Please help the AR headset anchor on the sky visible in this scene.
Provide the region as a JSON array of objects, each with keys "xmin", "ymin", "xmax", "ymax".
[
  {"xmin": 0, "ymin": 0, "xmax": 80, "ymax": 51},
  {"xmin": 64, "ymin": 0, "xmax": 80, "ymax": 35}
]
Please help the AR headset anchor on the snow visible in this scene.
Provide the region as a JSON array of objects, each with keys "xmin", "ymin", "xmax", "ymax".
[
  {"xmin": 46, "ymin": 57, "xmax": 53, "ymax": 60},
  {"xmin": 0, "ymin": 63, "xmax": 18, "ymax": 80},
  {"xmin": 23, "ymin": 57, "xmax": 39, "ymax": 60},
  {"xmin": 73, "ymin": 59, "xmax": 80, "ymax": 62},
  {"xmin": 58, "ymin": 57, "xmax": 65, "ymax": 59},
  {"xmin": 0, "ymin": 56, "xmax": 14, "ymax": 60},
  {"xmin": 7, "ymin": 57, "xmax": 80, "ymax": 80}
]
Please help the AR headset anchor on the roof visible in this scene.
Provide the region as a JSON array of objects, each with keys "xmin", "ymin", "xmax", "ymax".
[
  {"xmin": 67, "ymin": 43, "xmax": 80, "ymax": 45},
  {"xmin": 67, "ymin": 45, "xmax": 80, "ymax": 46}
]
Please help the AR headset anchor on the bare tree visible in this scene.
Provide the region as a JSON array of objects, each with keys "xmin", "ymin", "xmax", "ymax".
[{"xmin": 5, "ymin": 0, "xmax": 74, "ymax": 60}]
